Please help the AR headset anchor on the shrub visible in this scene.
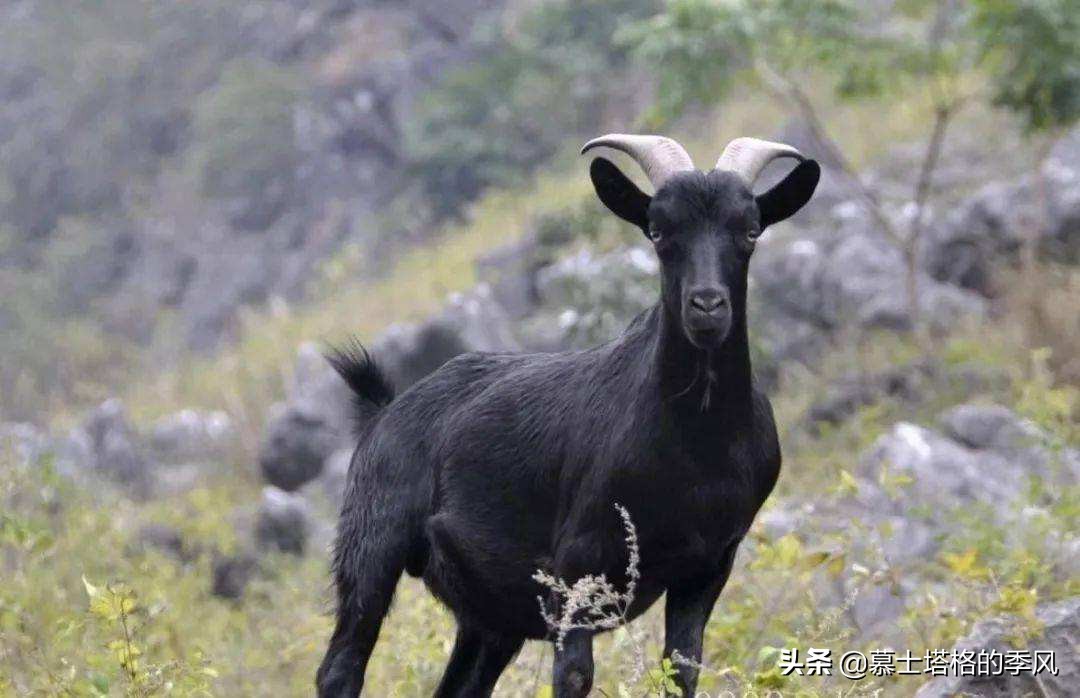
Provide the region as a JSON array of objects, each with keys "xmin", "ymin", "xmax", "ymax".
[
  {"xmin": 405, "ymin": 0, "xmax": 659, "ymax": 219},
  {"xmin": 190, "ymin": 60, "xmax": 303, "ymax": 203}
]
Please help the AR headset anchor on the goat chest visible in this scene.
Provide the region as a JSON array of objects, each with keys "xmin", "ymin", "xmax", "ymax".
[{"xmin": 595, "ymin": 426, "xmax": 777, "ymax": 588}]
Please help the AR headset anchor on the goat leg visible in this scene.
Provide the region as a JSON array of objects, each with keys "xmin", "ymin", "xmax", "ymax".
[
  {"xmin": 553, "ymin": 628, "xmax": 595, "ymax": 698},
  {"xmin": 662, "ymin": 543, "xmax": 739, "ymax": 694},
  {"xmin": 434, "ymin": 626, "xmax": 523, "ymax": 698}
]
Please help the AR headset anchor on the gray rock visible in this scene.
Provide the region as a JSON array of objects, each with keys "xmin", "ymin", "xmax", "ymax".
[
  {"xmin": 255, "ymin": 281, "xmax": 525, "ymax": 508},
  {"xmin": 850, "ymin": 577, "xmax": 908, "ymax": 638},
  {"xmin": 858, "ymin": 423, "xmax": 1023, "ymax": 515},
  {"xmin": 820, "ymin": 229, "xmax": 986, "ymax": 331},
  {"xmin": 0, "ymin": 422, "xmax": 50, "ymax": 465},
  {"xmin": 292, "ymin": 341, "xmax": 336, "ymax": 393},
  {"xmin": 923, "ymin": 130, "xmax": 1080, "ymax": 295},
  {"xmin": 211, "ymin": 553, "xmax": 259, "ymax": 601},
  {"xmin": 753, "ymin": 306, "xmax": 830, "ymax": 370},
  {"xmin": 132, "ymin": 524, "xmax": 187, "ymax": 561},
  {"xmin": 263, "ymin": 286, "xmax": 521, "ymax": 484},
  {"xmin": 858, "ymin": 417, "xmax": 1079, "ymax": 517},
  {"xmin": 254, "ymin": 486, "xmax": 311, "ymax": 556},
  {"xmin": 753, "ymin": 236, "xmax": 830, "ymax": 327},
  {"xmin": 937, "ymin": 404, "xmax": 1040, "ymax": 452},
  {"xmin": 81, "ymin": 399, "xmax": 151, "ymax": 494},
  {"xmin": 1063, "ymin": 539, "xmax": 1080, "ymax": 581},
  {"xmin": 475, "ymin": 234, "xmax": 543, "ymax": 319},
  {"xmin": 755, "ymin": 503, "xmax": 810, "ymax": 540},
  {"xmin": 150, "ymin": 409, "xmax": 234, "ymax": 463},
  {"xmin": 754, "ymin": 214, "xmax": 987, "ymax": 340},
  {"xmin": 937, "ymin": 404, "xmax": 1080, "ymax": 486},
  {"xmin": 375, "ymin": 321, "xmax": 470, "ymax": 389},
  {"xmin": 804, "ymin": 365, "xmax": 928, "ymax": 432},
  {"xmin": 875, "ymin": 515, "xmax": 938, "ymax": 565},
  {"xmin": 258, "ymin": 401, "xmax": 343, "ymax": 491},
  {"xmin": 437, "ymin": 284, "xmax": 522, "ymax": 354},
  {"xmin": 320, "ymin": 447, "xmax": 353, "ymax": 510},
  {"xmin": 54, "ymin": 428, "xmax": 94, "ymax": 477},
  {"xmin": 535, "ymin": 247, "xmax": 658, "ymax": 349},
  {"xmin": 9, "ymin": 402, "xmax": 243, "ymax": 497},
  {"xmin": 915, "ymin": 596, "xmax": 1080, "ymax": 698},
  {"xmin": 374, "ymin": 284, "xmax": 522, "ymax": 389},
  {"xmin": 258, "ymin": 346, "xmax": 354, "ymax": 491},
  {"xmin": 226, "ymin": 178, "xmax": 291, "ymax": 232},
  {"xmin": 152, "ymin": 463, "xmax": 211, "ymax": 498}
]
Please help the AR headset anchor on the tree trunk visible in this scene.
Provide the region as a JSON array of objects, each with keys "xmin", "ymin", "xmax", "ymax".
[
  {"xmin": 1022, "ymin": 134, "xmax": 1057, "ymax": 346},
  {"xmin": 906, "ymin": 105, "xmax": 953, "ymax": 348},
  {"xmin": 905, "ymin": 241, "xmax": 922, "ymax": 339}
]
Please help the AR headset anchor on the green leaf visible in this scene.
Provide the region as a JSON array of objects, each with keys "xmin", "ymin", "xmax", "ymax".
[
  {"xmin": 837, "ymin": 469, "xmax": 860, "ymax": 496},
  {"xmin": 757, "ymin": 645, "xmax": 782, "ymax": 666},
  {"xmin": 801, "ymin": 550, "xmax": 832, "ymax": 569},
  {"xmin": 91, "ymin": 673, "xmax": 110, "ymax": 694}
]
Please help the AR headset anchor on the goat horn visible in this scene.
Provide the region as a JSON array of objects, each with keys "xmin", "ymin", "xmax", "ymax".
[
  {"xmin": 715, "ymin": 137, "xmax": 805, "ymax": 185},
  {"xmin": 581, "ymin": 134, "xmax": 695, "ymax": 190}
]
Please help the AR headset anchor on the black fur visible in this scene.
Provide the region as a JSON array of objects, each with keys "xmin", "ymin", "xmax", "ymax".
[
  {"xmin": 590, "ymin": 157, "xmax": 651, "ymax": 232},
  {"xmin": 755, "ymin": 159, "xmax": 821, "ymax": 229},
  {"xmin": 317, "ymin": 157, "xmax": 819, "ymax": 697},
  {"xmin": 325, "ymin": 340, "xmax": 395, "ymax": 434}
]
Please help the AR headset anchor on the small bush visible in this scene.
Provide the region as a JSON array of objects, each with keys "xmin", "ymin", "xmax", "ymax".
[{"xmin": 190, "ymin": 59, "xmax": 302, "ymax": 203}]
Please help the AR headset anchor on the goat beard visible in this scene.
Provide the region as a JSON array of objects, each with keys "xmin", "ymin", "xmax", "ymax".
[
  {"xmin": 701, "ymin": 359, "xmax": 717, "ymax": 412},
  {"xmin": 666, "ymin": 353, "xmax": 717, "ymax": 412}
]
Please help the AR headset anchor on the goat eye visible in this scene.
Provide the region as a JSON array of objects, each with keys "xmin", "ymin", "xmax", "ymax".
[{"xmin": 648, "ymin": 225, "xmax": 663, "ymax": 242}]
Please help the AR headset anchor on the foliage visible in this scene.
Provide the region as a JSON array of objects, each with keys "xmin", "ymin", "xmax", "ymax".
[
  {"xmin": 625, "ymin": 0, "xmax": 864, "ymax": 121},
  {"xmin": 0, "ymin": 0, "xmax": 244, "ymax": 241},
  {"xmin": 0, "ymin": 0, "xmax": 290, "ymax": 420},
  {"xmin": 405, "ymin": 0, "xmax": 659, "ymax": 218},
  {"xmin": 0, "ymin": 252, "xmax": 137, "ymax": 422},
  {"xmin": 81, "ymin": 576, "xmax": 218, "ymax": 695},
  {"xmin": 972, "ymin": 0, "xmax": 1080, "ymax": 133},
  {"xmin": 190, "ymin": 60, "xmax": 303, "ymax": 202},
  {"xmin": 0, "ymin": 451, "xmax": 332, "ymax": 696},
  {"xmin": 626, "ymin": 0, "xmax": 994, "ymax": 121}
]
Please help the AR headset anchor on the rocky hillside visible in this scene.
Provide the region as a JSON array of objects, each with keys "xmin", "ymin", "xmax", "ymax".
[
  {"xmin": 0, "ymin": 0, "xmax": 500, "ymax": 351},
  {"xmin": 0, "ymin": 0, "xmax": 662, "ymax": 423},
  {"xmin": 2, "ymin": 1, "xmax": 1078, "ymax": 692},
  {"xmin": 3, "ymin": 118, "xmax": 1077, "ymax": 694}
]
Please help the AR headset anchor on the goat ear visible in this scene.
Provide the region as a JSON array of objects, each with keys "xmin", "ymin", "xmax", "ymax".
[
  {"xmin": 755, "ymin": 159, "xmax": 820, "ymax": 229},
  {"xmin": 589, "ymin": 157, "xmax": 651, "ymax": 232}
]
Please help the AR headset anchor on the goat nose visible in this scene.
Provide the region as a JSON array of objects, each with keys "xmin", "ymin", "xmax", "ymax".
[{"xmin": 690, "ymin": 289, "xmax": 727, "ymax": 313}]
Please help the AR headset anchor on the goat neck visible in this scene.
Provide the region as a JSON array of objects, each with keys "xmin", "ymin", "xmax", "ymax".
[{"xmin": 649, "ymin": 287, "xmax": 753, "ymax": 418}]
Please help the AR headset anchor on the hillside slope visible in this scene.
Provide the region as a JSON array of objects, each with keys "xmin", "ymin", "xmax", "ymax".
[{"xmin": 3, "ymin": 113, "xmax": 1077, "ymax": 694}]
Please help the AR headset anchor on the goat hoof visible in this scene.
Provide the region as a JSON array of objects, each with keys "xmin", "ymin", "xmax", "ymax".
[{"xmin": 557, "ymin": 669, "xmax": 590, "ymax": 697}]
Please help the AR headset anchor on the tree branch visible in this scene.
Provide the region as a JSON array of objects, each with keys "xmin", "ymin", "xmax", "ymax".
[
  {"xmin": 753, "ymin": 58, "xmax": 903, "ymax": 245},
  {"xmin": 908, "ymin": 103, "xmax": 954, "ymax": 247}
]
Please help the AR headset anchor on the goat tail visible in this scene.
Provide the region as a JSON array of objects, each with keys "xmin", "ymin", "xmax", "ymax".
[{"xmin": 325, "ymin": 337, "xmax": 395, "ymax": 433}]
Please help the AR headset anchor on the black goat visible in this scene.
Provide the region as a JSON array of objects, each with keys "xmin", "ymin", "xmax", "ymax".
[{"xmin": 316, "ymin": 134, "xmax": 820, "ymax": 697}]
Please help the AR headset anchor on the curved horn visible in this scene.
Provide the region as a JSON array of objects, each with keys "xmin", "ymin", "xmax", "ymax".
[
  {"xmin": 715, "ymin": 137, "xmax": 805, "ymax": 185},
  {"xmin": 581, "ymin": 134, "xmax": 695, "ymax": 190}
]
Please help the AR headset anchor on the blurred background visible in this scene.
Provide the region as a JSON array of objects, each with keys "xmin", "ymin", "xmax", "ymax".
[{"xmin": 1, "ymin": 0, "xmax": 1077, "ymax": 695}]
